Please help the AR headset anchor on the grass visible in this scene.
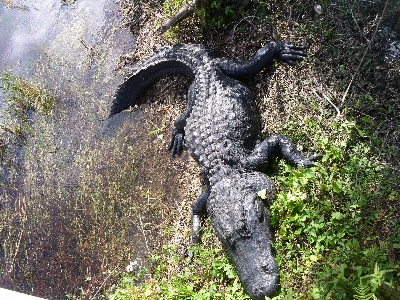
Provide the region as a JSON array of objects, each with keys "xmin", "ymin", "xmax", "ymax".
[
  {"xmin": 0, "ymin": 0, "xmax": 399, "ymax": 299},
  {"xmin": 268, "ymin": 119, "xmax": 399, "ymax": 299},
  {"xmin": 108, "ymin": 225, "xmax": 250, "ymax": 300},
  {"xmin": 0, "ymin": 71, "xmax": 55, "ymax": 175}
]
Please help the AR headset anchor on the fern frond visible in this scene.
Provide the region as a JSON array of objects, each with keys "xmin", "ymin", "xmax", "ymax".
[{"xmin": 353, "ymin": 279, "xmax": 377, "ymax": 300}]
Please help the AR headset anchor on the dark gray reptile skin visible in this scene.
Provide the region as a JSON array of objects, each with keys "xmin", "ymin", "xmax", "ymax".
[{"xmin": 110, "ymin": 42, "xmax": 320, "ymax": 299}]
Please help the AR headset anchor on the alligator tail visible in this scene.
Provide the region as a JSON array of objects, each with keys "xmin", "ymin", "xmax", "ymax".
[{"xmin": 110, "ymin": 44, "xmax": 209, "ymax": 116}]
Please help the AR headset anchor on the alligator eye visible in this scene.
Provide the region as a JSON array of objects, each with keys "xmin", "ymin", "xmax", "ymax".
[
  {"xmin": 214, "ymin": 216, "xmax": 237, "ymax": 246},
  {"xmin": 236, "ymin": 219, "xmax": 252, "ymax": 237}
]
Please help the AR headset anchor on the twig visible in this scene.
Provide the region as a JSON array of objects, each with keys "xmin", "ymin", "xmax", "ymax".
[
  {"xmin": 80, "ymin": 39, "xmax": 90, "ymax": 51},
  {"xmin": 231, "ymin": 16, "xmax": 258, "ymax": 42},
  {"xmin": 322, "ymin": 93, "xmax": 341, "ymax": 118},
  {"xmin": 350, "ymin": 9, "xmax": 369, "ymax": 42},
  {"xmin": 90, "ymin": 266, "xmax": 118, "ymax": 299},
  {"xmin": 313, "ymin": 90, "xmax": 341, "ymax": 118},
  {"xmin": 156, "ymin": 0, "xmax": 203, "ymax": 35},
  {"xmin": 9, "ymin": 196, "xmax": 27, "ymax": 273},
  {"xmin": 341, "ymin": 0, "xmax": 389, "ymax": 103},
  {"xmin": 139, "ymin": 211, "xmax": 151, "ymax": 255}
]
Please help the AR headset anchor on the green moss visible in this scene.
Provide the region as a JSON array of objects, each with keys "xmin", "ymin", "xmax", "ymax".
[{"xmin": 1, "ymin": 71, "xmax": 55, "ymax": 114}]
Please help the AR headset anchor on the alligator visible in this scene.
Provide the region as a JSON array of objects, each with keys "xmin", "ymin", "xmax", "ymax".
[{"xmin": 110, "ymin": 42, "xmax": 320, "ymax": 299}]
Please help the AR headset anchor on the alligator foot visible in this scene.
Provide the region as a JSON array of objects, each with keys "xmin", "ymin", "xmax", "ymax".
[
  {"xmin": 168, "ymin": 127, "xmax": 185, "ymax": 157},
  {"xmin": 274, "ymin": 41, "xmax": 308, "ymax": 65},
  {"xmin": 191, "ymin": 186, "xmax": 210, "ymax": 243}
]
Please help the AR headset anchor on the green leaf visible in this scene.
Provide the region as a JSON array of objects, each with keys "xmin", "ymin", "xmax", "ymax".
[
  {"xmin": 332, "ymin": 181, "xmax": 342, "ymax": 193},
  {"xmin": 310, "ymin": 255, "xmax": 319, "ymax": 262},
  {"xmin": 332, "ymin": 211, "xmax": 345, "ymax": 220},
  {"xmin": 144, "ymin": 286, "xmax": 152, "ymax": 296}
]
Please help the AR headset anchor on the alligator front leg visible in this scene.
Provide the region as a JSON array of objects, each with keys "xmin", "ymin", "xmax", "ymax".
[
  {"xmin": 242, "ymin": 134, "xmax": 321, "ymax": 170},
  {"xmin": 217, "ymin": 41, "xmax": 307, "ymax": 78},
  {"xmin": 168, "ymin": 120, "xmax": 186, "ymax": 156},
  {"xmin": 168, "ymin": 82, "xmax": 196, "ymax": 156}
]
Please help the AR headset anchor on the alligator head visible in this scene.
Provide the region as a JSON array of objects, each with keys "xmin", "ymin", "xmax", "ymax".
[{"xmin": 207, "ymin": 171, "xmax": 279, "ymax": 299}]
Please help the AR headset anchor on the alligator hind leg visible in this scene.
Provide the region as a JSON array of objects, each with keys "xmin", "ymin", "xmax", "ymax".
[
  {"xmin": 191, "ymin": 185, "xmax": 211, "ymax": 243},
  {"xmin": 243, "ymin": 134, "xmax": 321, "ymax": 170}
]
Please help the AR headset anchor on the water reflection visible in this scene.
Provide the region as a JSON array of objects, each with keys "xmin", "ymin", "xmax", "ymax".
[{"xmin": 0, "ymin": 0, "xmax": 123, "ymax": 116}]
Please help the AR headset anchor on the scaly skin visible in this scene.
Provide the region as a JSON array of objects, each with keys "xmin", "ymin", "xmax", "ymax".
[{"xmin": 110, "ymin": 42, "xmax": 320, "ymax": 299}]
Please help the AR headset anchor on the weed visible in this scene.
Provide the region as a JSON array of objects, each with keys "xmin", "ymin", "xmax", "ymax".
[
  {"xmin": 264, "ymin": 118, "xmax": 400, "ymax": 299},
  {"xmin": 0, "ymin": 71, "xmax": 55, "ymax": 182},
  {"xmin": 62, "ymin": 0, "xmax": 77, "ymax": 6},
  {"xmin": 0, "ymin": 71, "xmax": 55, "ymax": 143},
  {"xmin": 107, "ymin": 116, "xmax": 399, "ymax": 299},
  {"xmin": 163, "ymin": 0, "xmax": 189, "ymax": 17}
]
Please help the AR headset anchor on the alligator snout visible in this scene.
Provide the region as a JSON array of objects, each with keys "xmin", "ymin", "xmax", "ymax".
[
  {"xmin": 207, "ymin": 172, "xmax": 279, "ymax": 299},
  {"xmin": 228, "ymin": 226, "xmax": 280, "ymax": 299}
]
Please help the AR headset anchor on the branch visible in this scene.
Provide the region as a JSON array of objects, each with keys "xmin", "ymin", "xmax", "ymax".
[{"xmin": 156, "ymin": 0, "xmax": 203, "ymax": 35}]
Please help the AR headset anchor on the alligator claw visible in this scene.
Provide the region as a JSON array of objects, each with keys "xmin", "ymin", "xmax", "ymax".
[
  {"xmin": 275, "ymin": 41, "xmax": 308, "ymax": 65},
  {"xmin": 308, "ymin": 152, "xmax": 323, "ymax": 160},
  {"xmin": 168, "ymin": 128, "xmax": 185, "ymax": 157},
  {"xmin": 285, "ymin": 44, "xmax": 309, "ymax": 51},
  {"xmin": 299, "ymin": 152, "xmax": 323, "ymax": 168}
]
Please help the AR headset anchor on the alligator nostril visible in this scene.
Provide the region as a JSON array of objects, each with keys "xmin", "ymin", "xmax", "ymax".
[{"xmin": 261, "ymin": 263, "xmax": 277, "ymax": 275}]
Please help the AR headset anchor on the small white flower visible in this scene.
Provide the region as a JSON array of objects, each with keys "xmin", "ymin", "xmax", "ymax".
[
  {"xmin": 125, "ymin": 260, "xmax": 137, "ymax": 272},
  {"xmin": 314, "ymin": 4, "xmax": 322, "ymax": 15}
]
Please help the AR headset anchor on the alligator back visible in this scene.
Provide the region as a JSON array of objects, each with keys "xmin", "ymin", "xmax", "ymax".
[
  {"xmin": 110, "ymin": 44, "xmax": 261, "ymax": 179},
  {"xmin": 185, "ymin": 68, "xmax": 260, "ymax": 179}
]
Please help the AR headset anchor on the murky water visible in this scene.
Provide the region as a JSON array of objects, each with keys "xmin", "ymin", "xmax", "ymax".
[
  {"xmin": 0, "ymin": 1, "xmax": 59, "ymax": 117},
  {"xmin": 0, "ymin": 0, "xmax": 132, "ymax": 116},
  {"xmin": 0, "ymin": 1, "xmax": 198, "ymax": 298},
  {"xmin": 0, "ymin": 0, "xmax": 145, "ymax": 297}
]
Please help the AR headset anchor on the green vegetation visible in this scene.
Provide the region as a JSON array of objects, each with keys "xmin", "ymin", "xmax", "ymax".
[
  {"xmin": 108, "ymin": 224, "xmax": 250, "ymax": 300},
  {"xmin": 196, "ymin": 0, "xmax": 265, "ymax": 31},
  {"xmin": 108, "ymin": 118, "xmax": 399, "ymax": 299},
  {"xmin": 163, "ymin": 0, "xmax": 188, "ymax": 17},
  {"xmin": 62, "ymin": 0, "xmax": 77, "ymax": 6},
  {"xmin": 0, "ymin": 71, "xmax": 55, "ymax": 171},
  {"xmin": 267, "ymin": 119, "xmax": 399, "ymax": 299},
  {"xmin": 162, "ymin": 0, "xmax": 268, "ymax": 32}
]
